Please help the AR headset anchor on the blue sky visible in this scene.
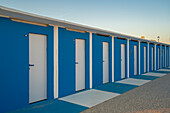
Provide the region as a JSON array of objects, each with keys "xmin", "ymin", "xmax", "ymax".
[{"xmin": 0, "ymin": 0, "xmax": 170, "ymax": 43}]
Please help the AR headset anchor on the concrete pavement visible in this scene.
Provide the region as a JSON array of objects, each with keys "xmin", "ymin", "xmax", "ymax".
[{"xmin": 82, "ymin": 73, "xmax": 170, "ymax": 113}]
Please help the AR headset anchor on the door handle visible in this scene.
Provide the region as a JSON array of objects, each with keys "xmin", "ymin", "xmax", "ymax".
[
  {"xmin": 75, "ymin": 62, "xmax": 78, "ymax": 64},
  {"xmin": 29, "ymin": 64, "xmax": 35, "ymax": 66}
]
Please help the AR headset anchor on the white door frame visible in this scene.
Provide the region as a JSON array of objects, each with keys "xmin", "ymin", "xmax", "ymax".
[
  {"xmin": 112, "ymin": 36, "xmax": 114, "ymax": 82},
  {"xmin": 127, "ymin": 39, "xmax": 129, "ymax": 78},
  {"xmin": 89, "ymin": 32, "xmax": 92, "ymax": 88},
  {"xmin": 147, "ymin": 43, "xmax": 149, "ymax": 72},
  {"xmin": 54, "ymin": 26, "xmax": 58, "ymax": 99},
  {"xmin": 138, "ymin": 41, "xmax": 140, "ymax": 75}
]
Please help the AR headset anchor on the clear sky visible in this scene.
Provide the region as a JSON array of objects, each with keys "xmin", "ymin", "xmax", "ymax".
[{"xmin": 1, "ymin": 0, "xmax": 170, "ymax": 43}]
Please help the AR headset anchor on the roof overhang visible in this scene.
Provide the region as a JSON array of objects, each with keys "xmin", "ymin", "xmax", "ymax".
[{"xmin": 0, "ymin": 6, "xmax": 169, "ymax": 46}]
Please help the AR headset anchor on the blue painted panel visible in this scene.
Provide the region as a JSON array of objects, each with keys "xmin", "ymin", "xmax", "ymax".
[
  {"xmin": 0, "ymin": 17, "xmax": 53, "ymax": 113},
  {"xmin": 140, "ymin": 42, "xmax": 148, "ymax": 74},
  {"xmin": 58, "ymin": 28, "xmax": 90, "ymax": 97},
  {"xmin": 160, "ymin": 45, "xmax": 163, "ymax": 69},
  {"xmin": 114, "ymin": 38, "xmax": 127, "ymax": 81},
  {"xmin": 156, "ymin": 45, "xmax": 160, "ymax": 70},
  {"xmin": 11, "ymin": 99, "xmax": 88, "ymax": 113},
  {"xmin": 129, "ymin": 41, "xmax": 139, "ymax": 77},
  {"xmin": 149, "ymin": 44, "xmax": 155, "ymax": 72},
  {"xmin": 131, "ymin": 75, "xmax": 159, "ymax": 80},
  {"xmin": 166, "ymin": 46, "xmax": 169, "ymax": 67},
  {"xmin": 95, "ymin": 82, "xmax": 137, "ymax": 94},
  {"xmin": 162, "ymin": 46, "xmax": 165, "ymax": 68},
  {"xmin": 92, "ymin": 34, "xmax": 112, "ymax": 88}
]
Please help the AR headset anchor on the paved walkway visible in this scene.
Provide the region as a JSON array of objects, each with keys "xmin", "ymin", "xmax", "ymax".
[
  {"xmin": 82, "ymin": 70, "xmax": 170, "ymax": 113},
  {"xmin": 10, "ymin": 69, "xmax": 170, "ymax": 113}
]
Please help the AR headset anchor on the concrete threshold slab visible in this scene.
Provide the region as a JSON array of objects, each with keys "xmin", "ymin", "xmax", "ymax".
[
  {"xmin": 157, "ymin": 69, "xmax": 170, "ymax": 72},
  {"xmin": 142, "ymin": 72, "xmax": 166, "ymax": 77},
  {"xmin": 59, "ymin": 89, "xmax": 120, "ymax": 108},
  {"xmin": 116, "ymin": 78, "xmax": 150, "ymax": 86}
]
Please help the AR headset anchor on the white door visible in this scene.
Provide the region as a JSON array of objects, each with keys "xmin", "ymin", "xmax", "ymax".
[
  {"xmin": 76, "ymin": 39, "xmax": 85, "ymax": 91},
  {"xmin": 121, "ymin": 44, "xmax": 125, "ymax": 79},
  {"xmin": 158, "ymin": 48, "xmax": 160, "ymax": 69},
  {"xmin": 134, "ymin": 45, "xmax": 137, "ymax": 75},
  {"xmin": 167, "ymin": 49, "xmax": 169, "ymax": 67},
  {"xmin": 144, "ymin": 47, "xmax": 146, "ymax": 73},
  {"xmin": 152, "ymin": 47, "xmax": 154, "ymax": 71},
  {"xmin": 103, "ymin": 42, "xmax": 109, "ymax": 83},
  {"xmin": 163, "ymin": 49, "xmax": 165, "ymax": 68},
  {"xmin": 29, "ymin": 34, "xmax": 47, "ymax": 103}
]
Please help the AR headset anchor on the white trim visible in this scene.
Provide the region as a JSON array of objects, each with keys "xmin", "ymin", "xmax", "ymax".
[
  {"xmin": 148, "ymin": 42, "xmax": 149, "ymax": 72},
  {"xmin": 89, "ymin": 32, "xmax": 92, "ymax": 88},
  {"xmin": 160, "ymin": 45, "xmax": 162, "ymax": 68},
  {"xmin": 127, "ymin": 39, "xmax": 129, "ymax": 78},
  {"xmin": 11, "ymin": 18, "xmax": 48, "ymax": 27},
  {"xmin": 138, "ymin": 41, "xmax": 140, "ymax": 75},
  {"xmin": 169, "ymin": 46, "xmax": 170, "ymax": 67},
  {"xmin": 54, "ymin": 26, "xmax": 58, "ymax": 98},
  {"xmin": 66, "ymin": 28, "xmax": 86, "ymax": 33},
  {"xmin": 0, "ymin": 14, "xmax": 9, "ymax": 18},
  {"xmin": 112, "ymin": 36, "xmax": 114, "ymax": 82},
  {"xmin": 165, "ymin": 46, "xmax": 166, "ymax": 67},
  {"xmin": 155, "ymin": 44, "xmax": 156, "ymax": 70}
]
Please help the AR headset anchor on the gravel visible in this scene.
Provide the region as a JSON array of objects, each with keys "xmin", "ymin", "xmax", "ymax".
[{"xmin": 82, "ymin": 74, "xmax": 170, "ymax": 113}]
